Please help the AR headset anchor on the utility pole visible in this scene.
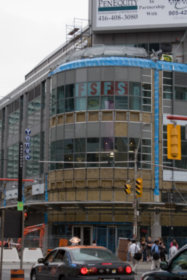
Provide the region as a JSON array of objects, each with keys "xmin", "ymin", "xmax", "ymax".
[{"xmin": 133, "ymin": 148, "xmax": 138, "ymax": 239}]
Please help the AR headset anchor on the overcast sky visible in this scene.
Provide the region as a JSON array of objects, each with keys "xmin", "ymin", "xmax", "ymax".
[{"xmin": 0, "ymin": 0, "xmax": 89, "ymax": 98}]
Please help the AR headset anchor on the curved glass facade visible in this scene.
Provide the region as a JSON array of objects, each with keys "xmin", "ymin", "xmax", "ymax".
[
  {"xmin": 51, "ymin": 81, "xmax": 151, "ymax": 115},
  {"xmin": 50, "ymin": 65, "xmax": 152, "ymax": 171}
]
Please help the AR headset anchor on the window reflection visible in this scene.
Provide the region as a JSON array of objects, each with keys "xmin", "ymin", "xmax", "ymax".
[
  {"xmin": 50, "ymin": 137, "xmax": 151, "ymax": 169},
  {"xmin": 50, "ymin": 80, "xmax": 152, "ymax": 115}
]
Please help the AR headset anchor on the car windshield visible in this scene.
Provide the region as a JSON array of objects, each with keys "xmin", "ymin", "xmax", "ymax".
[{"xmin": 70, "ymin": 248, "xmax": 119, "ymax": 262}]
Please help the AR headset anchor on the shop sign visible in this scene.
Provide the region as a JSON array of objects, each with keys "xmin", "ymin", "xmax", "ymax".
[{"xmin": 25, "ymin": 128, "xmax": 31, "ymax": 160}]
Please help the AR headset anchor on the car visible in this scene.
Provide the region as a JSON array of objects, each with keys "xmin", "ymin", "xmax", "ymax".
[
  {"xmin": 141, "ymin": 244, "xmax": 187, "ymax": 280},
  {"xmin": 30, "ymin": 245, "xmax": 135, "ymax": 280}
]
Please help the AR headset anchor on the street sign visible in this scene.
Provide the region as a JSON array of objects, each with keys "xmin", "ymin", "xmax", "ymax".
[{"xmin": 17, "ymin": 201, "xmax": 24, "ymax": 211}]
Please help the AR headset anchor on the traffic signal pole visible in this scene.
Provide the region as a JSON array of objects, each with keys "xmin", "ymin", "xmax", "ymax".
[{"xmin": 133, "ymin": 148, "xmax": 138, "ymax": 239}]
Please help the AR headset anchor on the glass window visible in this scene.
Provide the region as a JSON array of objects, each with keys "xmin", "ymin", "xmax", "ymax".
[
  {"xmin": 87, "ymin": 97, "xmax": 100, "ymax": 110},
  {"xmin": 88, "ymin": 82, "xmax": 100, "ymax": 97},
  {"xmin": 75, "ymin": 83, "xmax": 87, "ymax": 97},
  {"xmin": 65, "ymin": 84, "xmax": 74, "ymax": 98},
  {"xmin": 171, "ymin": 250, "xmax": 187, "ymax": 272},
  {"xmin": 163, "ymin": 72, "xmax": 173, "ymax": 100},
  {"xmin": 87, "ymin": 138, "xmax": 99, "ymax": 152},
  {"xmin": 65, "ymin": 98, "xmax": 74, "ymax": 112},
  {"xmin": 115, "ymin": 138, "xmax": 128, "ymax": 152},
  {"xmin": 28, "ymin": 96, "xmax": 41, "ymax": 127},
  {"xmin": 8, "ymin": 110, "xmax": 20, "ymax": 140},
  {"xmin": 101, "ymin": 137, "xmax": 114, "ymax": 151},
  {"xmin": 101, "ymin": 96, "xmax": 114, "ymax": 109},
  {"xmin": 129, "ymin": 82, "xmax": 141, "ymax": 110},
  {"xmin": 7, "ymin": 144, "xmax": 19, "ymax": 178},
  {"xmin": 149, "ymin": 43, "xmax": 160, "ymax": 53},
  {"xmin": 51, "ymin": 89, "xmax": 57, "ymax": 116},
  {"xmin": 57, "ymin": 86, "xmax": 65, "ymax": 114},
  {"xmin": 64, "ymin": 139, "xmax": 73, "ymax": 154},
  {"xmin": 87, "ymin": 153, "xmax": 99, "ymax": 167},
  {"xmin": 115, "ymin": 152, "xmax": 128, "ymax": 167},
  {"xmin": 114, "ymin": 82, "xmax": 128, "ymax": 96},
  {"xmin": 75, "ymin": 98, "xmax": 87, "ymax": 111},
  {"xmin": 115, "ymin": 96, "xmax": 128, "ymax": 109},
  {"xmin": 71, "ymin": 248, "xmax": 119, "ymax": 261},
  {"xmin": 26, "ymin": 134, "xmax": 41, "ymax": 177},
  {"xmin": 100, "ymin": 153, "xmax": 114, "ymax": 167},
  {"xmin": 175, "ymin": 87, "xmax": 187, "ymax": 101},
  {"xmin": 64, "ymin": 154, "xmax": 73, "ymax": 168},
  {"xmin": 45, "ymin": 250, "xmax": 57, "ymax": 263},
  {"xmin": 75, "ymin": 139, "xmax": 86, "ymax": 153},
  {"xmin": 74, "ymin": 153, "xmax": 86, "ymax": 167},
  {"xmin": 53, "ymin": 250, "xmax": 66, "ymax": 262}
]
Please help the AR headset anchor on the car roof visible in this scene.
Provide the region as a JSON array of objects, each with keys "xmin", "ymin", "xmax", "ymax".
[{"xmin": 54, "ymin": 245, "xmax": 108, "ymax": 250}]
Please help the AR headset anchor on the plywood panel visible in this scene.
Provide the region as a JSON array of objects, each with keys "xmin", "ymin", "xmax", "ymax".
[
  {"xmin": 100, "ymin": 189, "xmax": 113, "ymax": 200},
  {"xmin": 88, "ymin": 112, "xmax": 99, "ymax": 121},
  {"xmin": 116, "ymin": 112, "xmax": 127, "ymax": 121}
]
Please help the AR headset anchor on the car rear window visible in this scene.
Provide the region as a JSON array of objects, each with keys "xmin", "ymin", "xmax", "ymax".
[{"xmin": 70, "ymin": 248, "xmax": 119, "ymax": 261}]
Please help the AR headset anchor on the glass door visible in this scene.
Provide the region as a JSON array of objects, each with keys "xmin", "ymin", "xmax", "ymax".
[{"xmin": 72, "ymin": 226, "xmax": 92, "ymax": 245}]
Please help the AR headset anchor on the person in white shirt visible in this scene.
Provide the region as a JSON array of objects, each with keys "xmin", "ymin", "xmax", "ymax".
[
  {"xmin": 128, "ymin": 239, "xmax": 141, "ymax": 273},
  {"xmin": 169, "ymin": 240, "xmax": 178, "ymax": 259}
]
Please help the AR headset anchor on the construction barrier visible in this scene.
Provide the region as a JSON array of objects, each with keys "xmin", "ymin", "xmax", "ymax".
[
  {"xmin": 23, "ymin": 247, "xmax": 43, "ymax": 263},
  {"xmin": 0, "ymin": 248, "xmax": 20, "ymax": 262},
  {"xmin": 10, "ymin": 269, "xmax": 24, "ymax": 280}
]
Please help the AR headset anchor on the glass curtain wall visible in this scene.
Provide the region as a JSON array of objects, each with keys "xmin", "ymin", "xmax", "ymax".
[
  {"xmin": 50, "ymin": 136, "xmax": 152, "ymax": 170},
  {"xmin": 51, "ymin": 81, "xmax": 152, "ymax": 115},
  {"xmin": 7, "ymin": 109, "xmax": 20, "ymax": 178}
]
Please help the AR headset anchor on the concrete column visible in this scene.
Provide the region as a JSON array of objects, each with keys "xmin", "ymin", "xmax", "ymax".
[{"xmin": 151, "ymin": 211, "xmax": 161, "ymax": 241}]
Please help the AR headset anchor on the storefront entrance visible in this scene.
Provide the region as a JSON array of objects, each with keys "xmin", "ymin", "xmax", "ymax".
[{"xmin": 72, "ymin": 226, "xmax": 92, "ymax": 245}]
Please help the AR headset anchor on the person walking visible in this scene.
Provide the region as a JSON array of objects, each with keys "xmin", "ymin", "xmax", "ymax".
[
  {"xmin": 151, "ymin": 240, "xmax": 160, "ymax": 270},
  {"xmin": 128, "ymin": 239, "xmax": 141, "ymax": 273},
  {"xmin": 159, "ymin": 238, "xmax": 167, "ymax": 261},
  {"xmin": 140, "ymin": 237, "xmax": 147, "ymax": 262},
  {"xmin": 127, "ymin": 238, "xmax": 132, "ymax": 261},
  {"xmin": 146, "ymin": 236, "xmax": 153, "ymax": 262},
  {"xmin": 169, "ymin": 239, "xmax": 178, "ymax": 258}
]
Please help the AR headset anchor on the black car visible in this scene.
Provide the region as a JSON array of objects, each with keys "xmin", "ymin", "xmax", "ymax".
[
  {"xmin": 30, "ymin": 245, "xmax": 134, "ymax": 280},
  {"xmin": 142, "ymin": 244, "xmax": 187, "ymax": 280}
]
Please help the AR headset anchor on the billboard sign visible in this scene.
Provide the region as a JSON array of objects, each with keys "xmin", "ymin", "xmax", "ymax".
[{"xmin": 93, "ymin": 0, "xmax": 187, "ymax": 31}]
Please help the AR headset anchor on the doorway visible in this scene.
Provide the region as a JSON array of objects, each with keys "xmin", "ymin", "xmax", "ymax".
[{"xmin": 72, "ymin": 226, "xmax": 92, "ymax": 245}]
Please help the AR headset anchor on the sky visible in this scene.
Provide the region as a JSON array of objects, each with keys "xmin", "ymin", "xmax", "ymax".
[{"xmin": 0, "ymin": 0, "xmax": 89, "ymax": 98}]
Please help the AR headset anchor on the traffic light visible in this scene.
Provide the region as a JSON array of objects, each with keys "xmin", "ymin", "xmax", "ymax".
[
  {"xmin": 24, "ymin": 211, "xmax": 28, "ymax": 221},
  {"xmin": 167, "ymin": 124, "xmax": 181, "ymax": 160},
  {"xmin": 136, "ymin": 178, "xmax": 143, "ymax": 197},
  {"xmin": 124, "ymin": 184, "xmax": 131, "ymax": 195}
]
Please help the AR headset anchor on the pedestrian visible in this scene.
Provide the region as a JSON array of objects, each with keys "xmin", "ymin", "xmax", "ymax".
[
  {"xmin": 127, "ymin": 238, "xmax": 132, "ymax": 261},
  {"xmin": 92, "ymin": 240, "xmax": 97, "ymax": 246},
  {"xmin": 151, "ymin": 240, "xmax": 160, "ymax": 270},
  {"xmin": 128, "ymin": 239, "xmax": 141, "ymax": 273},
  {"xmin": 159, "ymin": 238, "xmax": 167, "ymax": 261},
  {"xmin": 169, "ymin": 239, "xmax": 178, "ymax": 258},
  {"xmin": 170, "ymin": 239, "xmax": 179, "ymax": 249},
  {"xmin": 146, "ymin": 236, "xmax": 153, "ymax": 262},
  {"xmin": 140, "ymin": 237, "xmax": 147, "ymax": 262}
]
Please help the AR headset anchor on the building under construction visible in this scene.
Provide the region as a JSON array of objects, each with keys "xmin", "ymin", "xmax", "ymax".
[{"xmin": 0, "ymin": 0, "xmax": 187, "ymax": 252}]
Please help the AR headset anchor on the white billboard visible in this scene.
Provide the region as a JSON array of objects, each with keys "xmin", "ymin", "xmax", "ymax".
[{"xmin": 93, "ymin": 0, "xmax": 187, "ymax": 31}]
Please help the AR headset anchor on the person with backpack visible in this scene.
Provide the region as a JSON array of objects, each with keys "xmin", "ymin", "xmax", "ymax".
[
  {"xmin": 151, "ymin": 240, "xmax": 160, "ymax": 270},
  {"xmin": 128, "ymin": 239, "xmax": 141, "ymax": 273}
]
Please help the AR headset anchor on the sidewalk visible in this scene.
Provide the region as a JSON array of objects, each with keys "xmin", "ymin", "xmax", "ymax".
[{"xmin": 129, "ymin": 260, "xmax": 152, "ymax": 272}]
